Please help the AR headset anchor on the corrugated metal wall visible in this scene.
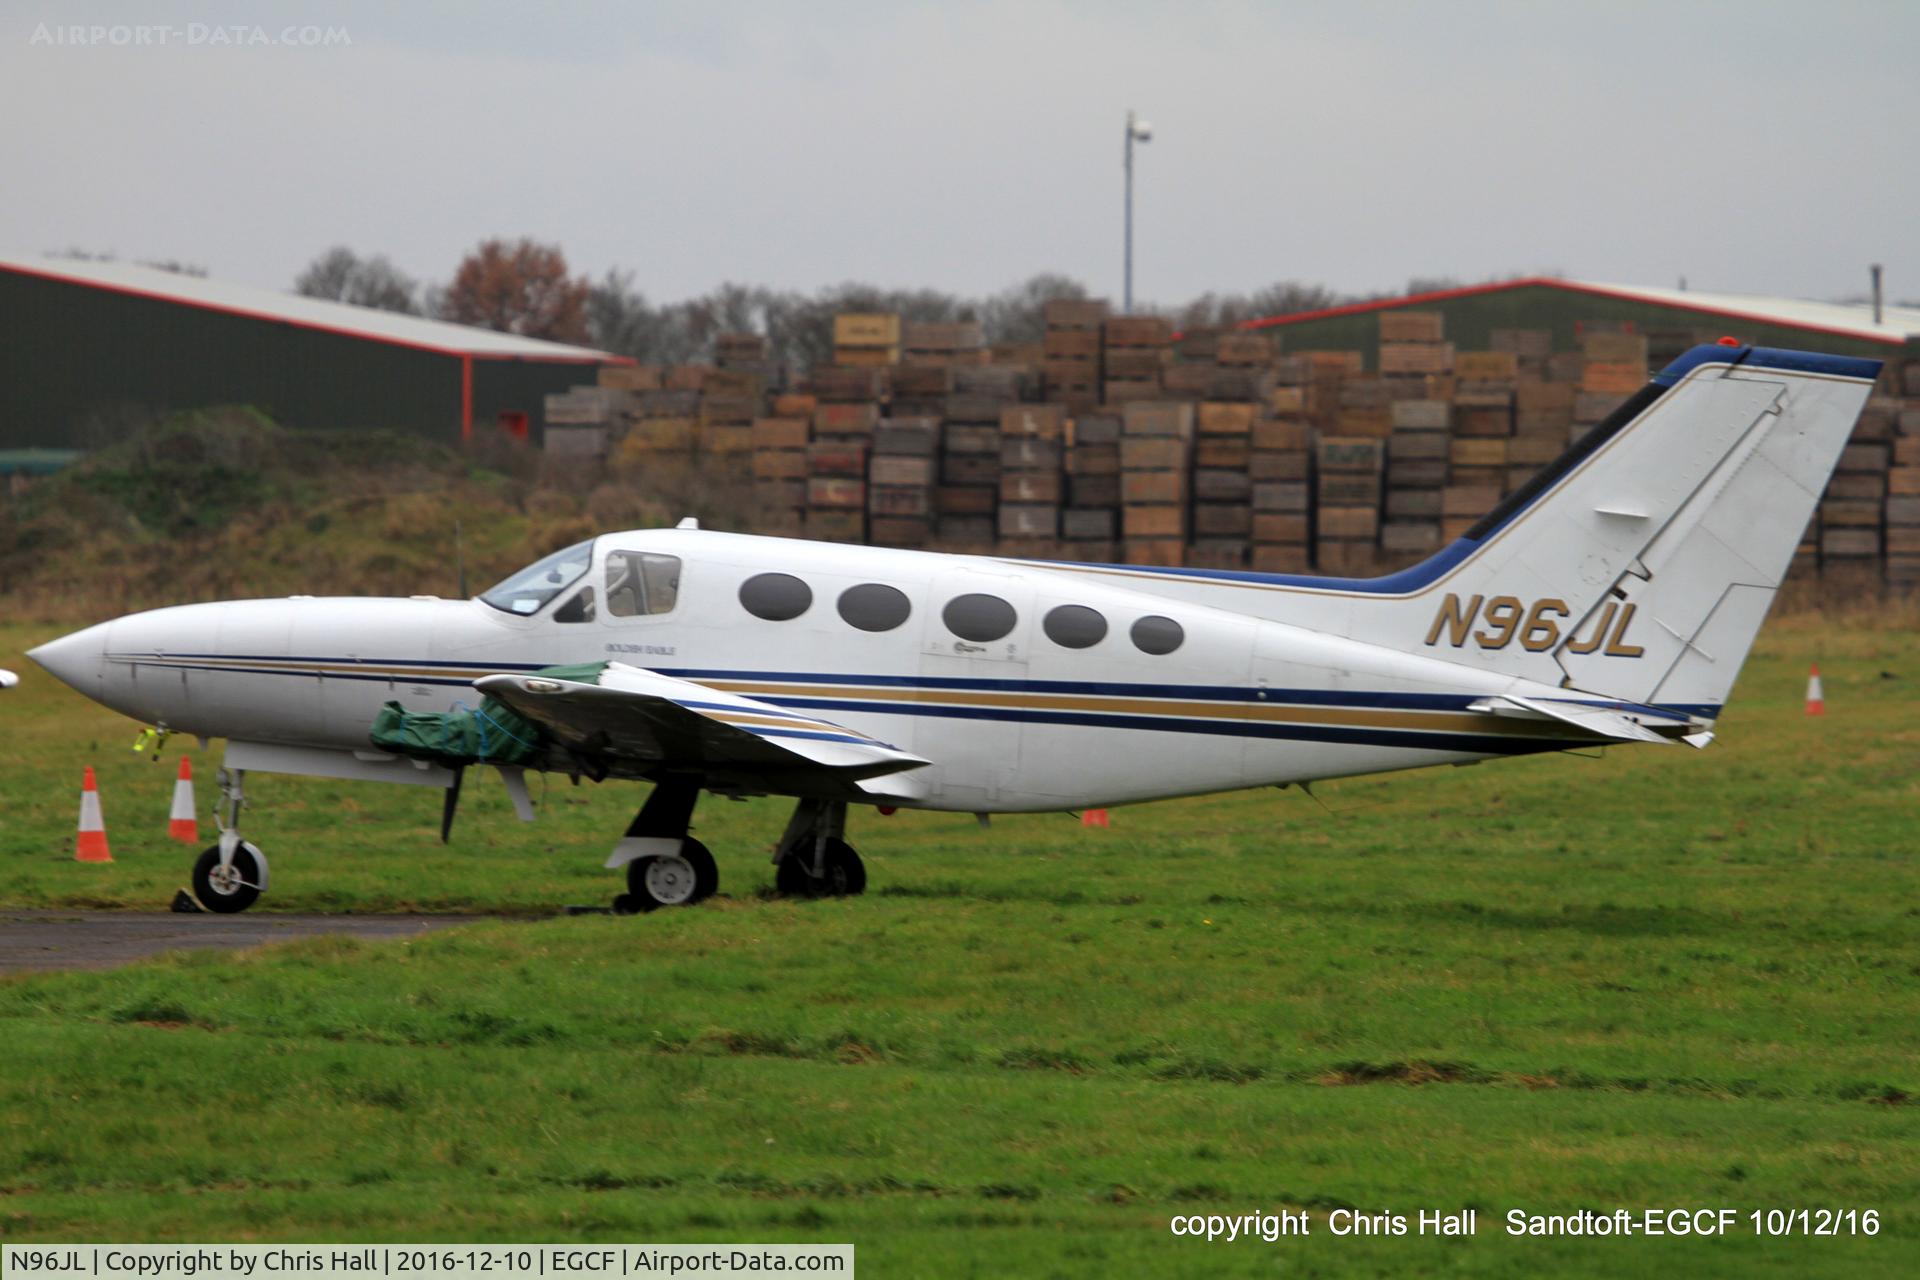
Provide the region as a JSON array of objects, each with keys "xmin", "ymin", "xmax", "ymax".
[
  {"xmin": 0, "ymin": 272, "xmax": 610, "ymax": 449},
  {"xmin": 1254, "ymin": 284, "xmax": 1909, "ymax": 372}
]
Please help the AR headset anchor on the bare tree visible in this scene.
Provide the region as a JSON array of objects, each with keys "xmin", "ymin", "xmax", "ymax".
[
  {"xmin": 978, "ymin": 273, "xmax": 1091, "ymax": 345},
  {"xmin": 294, "ymin": 246, "xmax": 421, "ymax": 314}
]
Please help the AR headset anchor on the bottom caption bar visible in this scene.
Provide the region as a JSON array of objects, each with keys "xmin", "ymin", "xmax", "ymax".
[{"xmin": 2, "ymin": 1247, "xmax": 854, "ymax": 1279}]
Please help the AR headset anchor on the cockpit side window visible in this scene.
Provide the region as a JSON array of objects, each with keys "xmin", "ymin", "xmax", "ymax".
[
  {"xmin": 606, "ymin": 551, "xmax": 682, "ymax": 617},
  {"xmin": 479, "ymin": 540, "xmax": 594, "ymax": 616},
  {"xmin": 553, "ymin": 587, "xmax": 596, "ymax": 624}
]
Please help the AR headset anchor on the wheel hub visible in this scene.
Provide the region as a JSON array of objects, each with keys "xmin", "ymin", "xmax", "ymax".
[
  {"xmin": 643, "ymin": 854, "xmax": 697, "ymax": 906},
  {"xmin": 207, "ymin": 862, "xmax": 244, "ymax": 895}
]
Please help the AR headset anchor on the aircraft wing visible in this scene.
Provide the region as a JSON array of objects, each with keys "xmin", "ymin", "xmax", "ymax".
[
  {"xmin": 1468, "ymin": 694, "xmax": 1705, "ymax": 746},
  {"xmin": 474, "ymin": 663, "xmax": 932, "ymax": 796}
]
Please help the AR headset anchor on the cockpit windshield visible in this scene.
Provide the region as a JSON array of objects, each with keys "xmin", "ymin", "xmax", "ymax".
[{"xmin": 479, "ymin": 539, "xmax": 595, "ymax": 616}]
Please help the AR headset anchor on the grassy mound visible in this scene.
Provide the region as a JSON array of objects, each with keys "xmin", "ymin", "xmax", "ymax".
[{"xmin": 0, "ymin": 407, "xmax": 751, "ymax": 623}]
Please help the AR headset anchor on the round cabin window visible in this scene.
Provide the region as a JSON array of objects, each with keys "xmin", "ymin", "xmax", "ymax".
[
  {"xmin": 1130, "ymin": 615, "xmax": 1185, "ymax": 655},
  {"xmin": 1043, "ymin": 604, "xmax": 1108, "ymax": 649},
  {"xmin": 739, "ymin": 572, "xmax": 813, "ymax": 622},
  {"xmin": 943, "ymin": 593, "xmax": 1017, "ymax": 643},
  {"xmin": 837, "ymin": 583, "xmax": 912, "ymax": 632}
]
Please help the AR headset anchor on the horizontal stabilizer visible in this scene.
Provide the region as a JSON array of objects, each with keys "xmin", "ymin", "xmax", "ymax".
[{"xmin": 1469, "ymin": 694, "xmax": 1680, "ymax": 745}]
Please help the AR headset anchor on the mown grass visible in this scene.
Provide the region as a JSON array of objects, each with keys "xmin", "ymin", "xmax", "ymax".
[{"xmin": 0, "ymin": 617, "xmax": 1915, "ymax": 1276}]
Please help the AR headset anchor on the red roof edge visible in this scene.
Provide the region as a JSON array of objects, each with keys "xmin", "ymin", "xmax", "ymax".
[
  {"xmin": 0, "ymin": 260, "xmax": 630, "ymax": 363},
  {"xmin": 1238, "ymin": 276, "xmax": 1906, "ymax": 347}
]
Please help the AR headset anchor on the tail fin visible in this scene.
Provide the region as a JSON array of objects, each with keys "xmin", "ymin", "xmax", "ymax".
[
  {"xmin": 1065, "ymin": 344, "xmax": 1881, "ymax": 717},
  {"xmin": 1418, "ymin": 344, "xmax": 1879, "ymax": 713}
]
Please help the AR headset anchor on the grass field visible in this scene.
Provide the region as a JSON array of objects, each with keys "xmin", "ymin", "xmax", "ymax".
[{"xmin": 0, "ymin": 617, "xmax": 1915, "ymax": 1276}]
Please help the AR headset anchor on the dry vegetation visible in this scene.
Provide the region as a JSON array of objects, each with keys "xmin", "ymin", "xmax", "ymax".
[{"xmin": 0, "ymin": 408, "xmax": 760, "ymax": 623}]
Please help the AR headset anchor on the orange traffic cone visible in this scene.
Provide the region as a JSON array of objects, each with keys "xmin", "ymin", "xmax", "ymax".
[
  {"xmin": 76, "ymin": 766, "xmax": 112, "ymax": 862},
  {"xmin": 1806, "ymin": 664, "xmax": 1825, "ymax": 716},
  {"xmin": 168, "ymin": 756, "xmax": 199, "ymax": 843},
  {"xmin": 1081, "ymin": 808, "xmax": 1110, "ymax": 828}
]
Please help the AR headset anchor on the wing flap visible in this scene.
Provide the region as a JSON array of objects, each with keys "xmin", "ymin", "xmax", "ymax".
[{"xmin": 475, "ymin": 663, "xmax": 930, "ymax": 784}]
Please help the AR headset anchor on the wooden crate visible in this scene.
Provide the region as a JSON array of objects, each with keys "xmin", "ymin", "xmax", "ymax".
[
  {"xmin": 1317, "ymin": 437, "xmax": 1386, "ymax": 473},
  {"xmin": 1249, "ymin": 450, "xmax": 1310, "ymax": 481},
  {"xmin": 1378, "ymin": 342, "xmax": 1454, "ymax": 375},
  {"xmin": 1251, "ymin": 544, "xmax": 1311, "ymax": 573},
  {"xmin": 1252, "ymin": 482, "xmax": 1310, "ymax": 513},
  {"xmin": 834, "ymin": 313, "xmax": 901, "ymax": 347},
  {"xmin": 1379, "ymin": 312, "xmax": 1444, "ymax": 343},
  {"xmin": 807, "ymin": 477, "xmax": 866, "ymax": 509},
  {"xmin": 1454, "ymin": 351, "xmax": 1520, "ymax": 382},
  {"xmin": 1121, "ymin": 402, "xmax": 1196, "ymax": 438},
  {"xmin": 1122, "ymin": 505, "xmax": 1187, "ymax": 538},
  {"xmin": 1103, "ymin": 316, "xmax": 1173, "ymax": 348},
  {"xmin": 1121, "ymin": 471, "xmax": 1186, "ymax": 504},
  {"xmin": 870, "ymin": 455, "xmax": 935, "ymax": 487},
  {"xmin": 1043, "ymin": 298, "xmax": 1110, "ymax": 330}
]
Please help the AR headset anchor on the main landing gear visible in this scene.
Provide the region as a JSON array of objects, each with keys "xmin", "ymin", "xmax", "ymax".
[
  {"xmin": 191, "ymin": 767, "xmax": 269, "ymax": 914},
  {"xmin": 604, "ymin": 786, "xmax": 867, "ymax": 912}
]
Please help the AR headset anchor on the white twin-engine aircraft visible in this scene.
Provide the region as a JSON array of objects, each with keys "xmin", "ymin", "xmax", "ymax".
[{"xmin": 29, "ymin": 343, "xmax": 1880, "ymax": 913}]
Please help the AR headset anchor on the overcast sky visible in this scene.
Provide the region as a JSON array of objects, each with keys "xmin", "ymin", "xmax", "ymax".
[{"xmin": 4, "ymin": 1, "xmax": 1916, "ymax": 309}]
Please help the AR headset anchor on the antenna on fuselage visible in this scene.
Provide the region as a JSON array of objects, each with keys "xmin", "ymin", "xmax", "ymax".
[{"xmin": 676, "ymin": 516, "xmax": 700, "ymax": 530}]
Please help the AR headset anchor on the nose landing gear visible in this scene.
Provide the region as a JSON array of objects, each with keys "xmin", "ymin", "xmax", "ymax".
[{"xmin": 192, "ymin": 768, "xmax": 269, "ymax": 913}]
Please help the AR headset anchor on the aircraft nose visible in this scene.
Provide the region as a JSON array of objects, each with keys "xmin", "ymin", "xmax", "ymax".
[{"xmin": 27, "ymin": 621, "xmax": 112, "ymax": 694}]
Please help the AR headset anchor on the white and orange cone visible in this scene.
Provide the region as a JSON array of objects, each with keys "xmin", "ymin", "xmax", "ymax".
[
  {"xmin": 1081, "ymin": 808, "xmax": 1110, "ymax": 828},
  {"xmin": 1806, "ymin": 664, "xmax": 1826, "ymax": 716},
  {"xmin": 76, "ymin": 766, "xmax": 112, "ymax": 863},
  {"xmin": 168, "ymin": 756, "xmax": 198, "ymax": 843}
]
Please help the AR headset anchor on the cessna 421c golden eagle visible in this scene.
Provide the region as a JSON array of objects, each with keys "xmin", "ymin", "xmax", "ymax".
[{"xmin": 29, "ymin": 343, "xmax": 1880, "ymax": 912}]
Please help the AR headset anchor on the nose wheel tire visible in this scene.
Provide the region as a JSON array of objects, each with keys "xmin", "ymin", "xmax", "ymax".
[
  {"xmin": 776, "ymin": 838, "xmax": 866, "ymax": 898},
  {"xmin": 192, "ymin": 843, "xmax": 264, "ymax": 914},
  {"xmin": 624, "ymin": 838, "xmax": 718, "ymax": 910}
]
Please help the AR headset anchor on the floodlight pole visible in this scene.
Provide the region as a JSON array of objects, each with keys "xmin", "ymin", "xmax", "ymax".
[{"xmin": 1123, "ymin": 110, "xmax": 1152, "ymax": 315}]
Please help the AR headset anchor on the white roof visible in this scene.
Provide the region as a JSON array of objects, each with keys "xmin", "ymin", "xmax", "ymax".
[
  {"xmin": 0, "ymin": 251, "xmax": 620, "ymax": 361},
  {"xmin": 1562, "ymin": 279, "xmax": 1920, "ymax": 345}
]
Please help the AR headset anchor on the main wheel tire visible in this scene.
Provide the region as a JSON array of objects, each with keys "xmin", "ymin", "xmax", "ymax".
[
  {"xmin": 192, "ymin": 843, "xmax": 263, "ymax": 914},
  {"xmin": 625, "ymin": 838, "xmax": 719, "ymax": 908},
  {"xmin": 776, "ymin": 838, "xmax": 866, "ymax": 898}
]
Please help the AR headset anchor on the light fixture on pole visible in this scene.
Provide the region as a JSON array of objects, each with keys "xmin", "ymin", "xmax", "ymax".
[{"xmin": 1124, "ymin": 110, "xmax": 1152, "ymax": 315}]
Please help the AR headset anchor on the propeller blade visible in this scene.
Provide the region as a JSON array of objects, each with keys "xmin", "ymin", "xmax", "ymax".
[{"xmin": 440, "ymin": 765, "xmax": 464, "ymax": 844}]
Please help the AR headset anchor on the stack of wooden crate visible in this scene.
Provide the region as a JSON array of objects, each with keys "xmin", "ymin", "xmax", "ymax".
[
  {"xmin": 889, "ymin": 362, "xmax": 952, "ymax": 418},
  {"xmin": 904, "ymin": 321, "xmax": 985, "ymax": 367},
  {"xmin": 713, "ymin": 332, "xmax": 773, "ymax": 386},
  {"xmin": 998, "ymin": 404, "xmax": 1066, "ymax": 554},
  {"xmin": 867, "ymin": 417, "xmax": 940, "ymax": 547},
  {"xmin": 936, "ymin": 391, "xmax": 1002, "ymax": 548},
  {"xmin": 1575, "ymin": 331, "xmax": 1647, "ymax": 429},
  {"xmin": 1120, "ymin": 401, "xmax": 1194, "ymax": 565},
  {"xmin": 1296, "ymin": 350, "xmax": 1364, "ymax": 434},
  {"xmin": 1453, "ymin": 350, "xmax": 1521, "ymax": 493},
  {"xmin": 804, "ymin": 384, "xmax": 878, "ymax": 543},
  {"xmin": 1889, "ymin": 397, "xmax": 1920, "ymax": 587},
  {"xmin": 1062, "ymin": 412, "xmax": 1121, "ymax": 557},
  {"xmin": 750, "ymin": 408, "xmax": 811, "ymax": 535},
  {"xmin": 1382, "ymin": 398, "xmax": 1450, "ymax": 563},
  {"xmin": 1191, "ymin": 401, "xmax": 1255, "ymax": 567},
  {"xmin": 1377, "ymin": 312, "xmax": 1452, "ymax": 379},
  {"xmin": 1490, "ymin": 328, "xmax": 1553, "ymax": 380},
  {"xmin": 1513, "ymin": 378, "xmax": 1575, "ymax": 468},
  {"xmin": 834, "ymin": 313, "xmax": 900, "ymax": 367},
  {"xmin": 1316, "ymin": 436, "xmax": 1384, "ymax": 575},
  {"xmin": 1822, "ymin": 393, "xmax": 1893, "ymax": 572},
  {"xmin": 1102, "ymin": 315, "xmax": 1173, "ymax": 406},
  {"xmin": 1043, "ymin": 299, "xmax": 1107, "ymax": 413},
  {"xmin": 1250, "ymin": 395, "xmax": 1313, "ymax": 572}
]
